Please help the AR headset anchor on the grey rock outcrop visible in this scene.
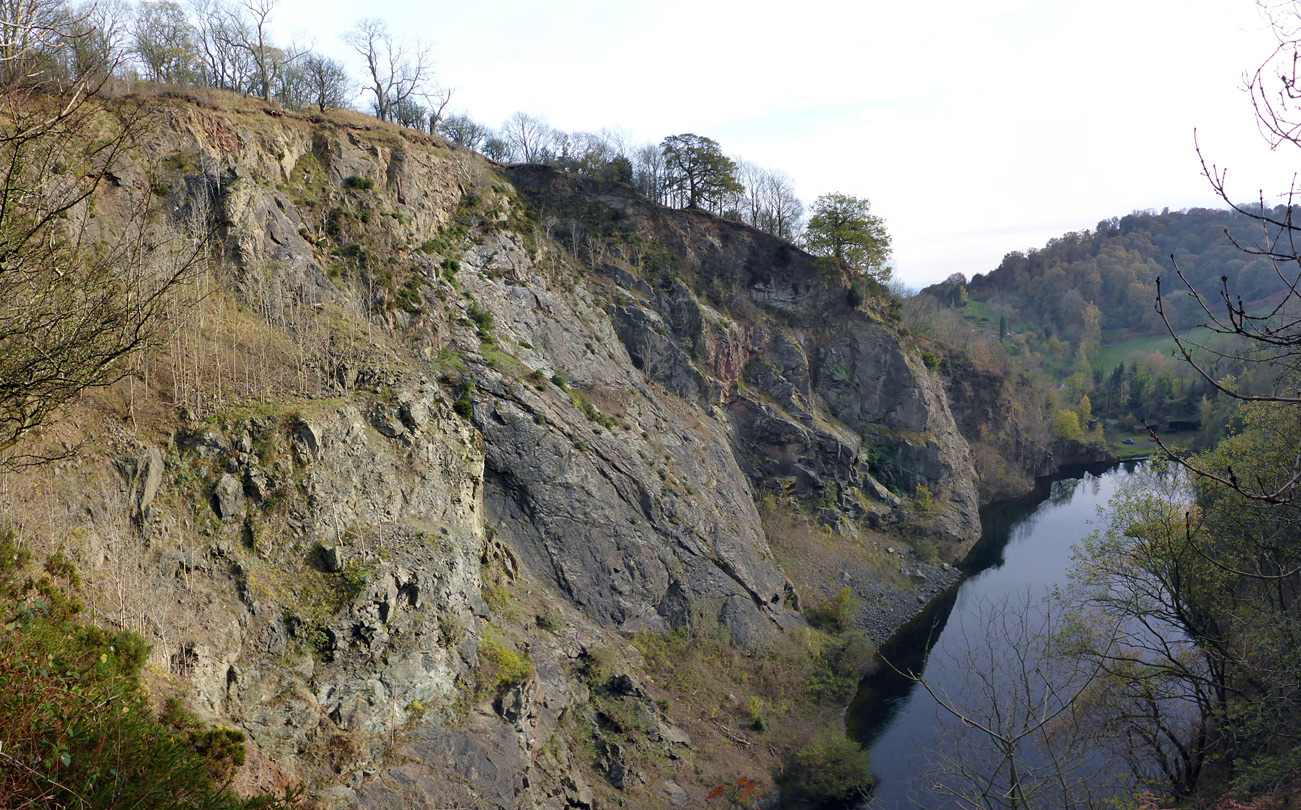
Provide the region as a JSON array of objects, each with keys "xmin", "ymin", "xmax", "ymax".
[
  {"xmin": 116, "ymin": 446, "xmax": 164, "ymax": 524},
  {"xmin": 213, "ymin": 473, "xmax": 245, "ymax": 520},
  {"xmin": 50, "ymin": 107, "xmax": 992, "ymax": 810},
  {"xmin": 506, "ymin": 165, "xmax": 980, "ymax": 547}
]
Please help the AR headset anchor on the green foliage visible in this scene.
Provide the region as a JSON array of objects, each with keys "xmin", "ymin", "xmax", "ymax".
[
  {"xmin": 302, "ymin": 625, "xmax": 334, "ymax": 661},
  {"xmin": 570, "ymin": 390, "xmax": 617, "ymax": 429},
  {"xmin": 432, "ymin": 347, "xmax": 465, "ymax": 380},
  {"xmin": 1066, "ymin": 416, "xmax": 1301, "ymax": 800},
  {"xmin": 779, "ymin": 731, "xmax": 874, "ymax": 808},
  {"xmin": 337, "ymin": 563, "xmax": 370, "ymax": 603},
  {"xmin": 160, "ymin": 150, "xmax": 199, "ymax": 176},
  {"xmin": 805, "ymin": 632, "xmax": 875, "ymax": 703},
  {"xmin": 922, "ymin": 207, "xmax": 1284, "ymax": 445},
  {"xmin": 592, "ymin": 692, "xmax": 648, "ymax": 737},
  {"xmin": 804, "ymin": 193, "xmax": 892, "ymax": 282},
  {"xmin": 864, "ymin": 443, "xmax": 902, "ymax": 493},
  {"xmin": 477, "ymin": 627, "xmax": 532, "ymax": 696},
  {"xmin": 912, "ymin": 484, "xmax": 939, "ymax": 516},
  {"xmin": 453, "ymin": 394, "xmax": 473, "ymax": 419},
  {"xmin": 578, "ymin": 644, "xmax": 618, "ymax": 689},
  {"xmin": 846, "ymin": 283, "xmax": 865, "ymax": 308},
  {"xmin": 635, "ymin": 609, "xmax": 875, "ymax": 745},
  {"xmin": 746, "ymin": 696, "xmax": 769, "ymax": 732},
  {"xmin": 534, "ymin": 613, "xmax": 559, "ymax": 632},
  {"xmin": 920, "ymin": 349, "xmax": 939, "ymax": 369},
  {"xmin": 467, "ymin": 302, "xmax": 494, "ymax": 339},
  {"xmin": 0, "ymin": 529, "xmax": 288, "ymax": 810},
  {"xmin": 912, "ymin": 538, "xmax": 940, "ymax": 565},
  {"xmin": 971, "ymin": 208, "xmax": 1285, "ymax": 343},
  {"xmin": 660, "ymin": 133, "xmax": 740, "ymax": 211},
  {"xmin": 394, "ymin": 270, "xmax": 424, "ymax": 313},
  {"xmin": 805, "ymin": 587, "xmax": 857, "ymax": 633},
  {"xmin": 158, "ymin": 698, "xmax": 247, "ymax": 781},
  {"xmin": 1050, "ymin": 407, "xmax": 1083, "ymax": 441},
  {"xmin": 342, "ymin": 175, "xmax": 374, "ymax": 190},
  {"xmin": 438, "ymin": 614, "xmax": 466, "ymax": 648}
]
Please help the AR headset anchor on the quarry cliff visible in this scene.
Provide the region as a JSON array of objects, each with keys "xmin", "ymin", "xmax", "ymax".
[{"xmin": 8, "ymin": 95, "xmax": 984, "ymax": 809}]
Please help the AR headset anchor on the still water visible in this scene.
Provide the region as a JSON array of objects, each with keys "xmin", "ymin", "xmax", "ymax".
[{"xmin": 847, "ymin": 462, "xmax": 1143, "ymax": 808}]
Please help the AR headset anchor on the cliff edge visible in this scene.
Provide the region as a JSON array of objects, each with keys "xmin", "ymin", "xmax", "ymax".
[{"xmin": 4, "ymin": 94, "xmax": 981, "ymax": 809}]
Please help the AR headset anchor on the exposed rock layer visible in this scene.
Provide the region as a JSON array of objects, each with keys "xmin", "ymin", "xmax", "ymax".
[{"xmin": 16, "ymin": 101, "xmax": 990, "ymax": 809}]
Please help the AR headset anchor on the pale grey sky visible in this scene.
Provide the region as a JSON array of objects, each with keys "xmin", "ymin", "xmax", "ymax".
[{"xmin": 271, "ymin": 0, "xmax": 1297, "ymax": 286}]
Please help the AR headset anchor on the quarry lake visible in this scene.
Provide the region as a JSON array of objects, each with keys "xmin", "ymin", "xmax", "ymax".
[{"xmin": 849, "ymin": 461, "xmax": 1143, "ymax": 808}]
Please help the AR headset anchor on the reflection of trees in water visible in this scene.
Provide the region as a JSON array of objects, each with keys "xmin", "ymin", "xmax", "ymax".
[
  {"xmin": 1047, "ymin": 477, "xmax": 1081, "ymax": 506},
  {"xmin": 911, "ymin": 592, "xmax": 1129, "ymax": 810},
  {"xmin": 1063, "ymin": 467, "xmax": 1221, "ymax": 799},
  {"xmin": 853, "ymin": 468, "xmax": 1110, "ymax": 807},
  {"xmin": 854, "ymin": 464, "xmax": 1169, "ymax": 808},
  {"xmin": 906, "ymin": 464, "xmax": 1209, "ymax": 808}
]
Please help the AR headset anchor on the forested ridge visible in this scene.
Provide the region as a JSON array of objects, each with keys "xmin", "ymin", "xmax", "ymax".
[
  {"xmin": 912, "ymin": 205, "xmax": 1301, "ymax": 457},
  {"xmin": 967, "ymin": 206, "xmax": 1290, "ymax": 341}
]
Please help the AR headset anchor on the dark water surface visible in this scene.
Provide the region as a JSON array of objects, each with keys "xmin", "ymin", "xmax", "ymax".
[{"xmin": 847, "ymin": 462, "xmax": 1139, "ymax": 808}]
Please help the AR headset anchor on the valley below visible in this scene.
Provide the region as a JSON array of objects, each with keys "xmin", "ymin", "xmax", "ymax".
[{"xmin": 5, "ymin": 71, "xmax": 1298, "ymax": 810}]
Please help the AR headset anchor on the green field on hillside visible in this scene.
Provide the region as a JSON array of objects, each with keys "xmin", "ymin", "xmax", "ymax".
[{"xmin": 1094, "ymin": 334, "xmax": 1178, "ymax": 371}]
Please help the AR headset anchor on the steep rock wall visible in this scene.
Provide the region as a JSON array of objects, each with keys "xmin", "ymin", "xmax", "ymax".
[
  {"xmin": 6, "ymin": 99, "xmax": 983, "ymax": 809},
  {"xmin": 506, "ymin": 166, "xmax": 979, "ymax": 543}
]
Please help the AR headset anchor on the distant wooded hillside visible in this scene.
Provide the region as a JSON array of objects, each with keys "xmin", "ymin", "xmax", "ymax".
[
  {"xmin": 911, "ymin": 205, "xmax": 1298, "ymax": 452},
  {"xmin": 963, "ymin": 206, "xmax": 1285, "ymax": 341}
]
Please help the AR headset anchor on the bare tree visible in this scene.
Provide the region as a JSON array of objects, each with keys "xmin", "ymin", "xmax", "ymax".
[
  {"xmin": 189, "ymin": 0, "xmax": 248, "ymax": 91},
  {"xmin": 546, "ymin": 128, "xmax": 632, "ymax": 180},
  {"xmin": 226, "ymin": 0, "xmax": 305, "ymax": 101},
  {"xmin": 58, "ymin": 0, "xmax": 133, "ymax": 81},
  {"xmin": 421, "ymin": 85, "xmax": 452, "ymax": 132},
  {"xmin": 272, "ymin": 47, "xmax": 312, "ymax": 109},
  {"xmin": 343, "ymin": 17, "xmax": 432, "ymax": 123},
  {"xmin": 0, "ymin": 0, "xmax": 201, "ymax": 461},
  {"xmin": 760, "ymin": 168, "xmax": 805, "ymax": 240},
  {"xmin": 0, "ymin": 0, "xmax": 63, "ymax": 80},
  {"xmin": 734, "ymin": 160, "xmax": 767, "ymax": 226},
  {"xmin": 631, "ymin": 142, "xmax": 667, "ymax": 204},
  {"xmin": 730, "ymin": 161, "xmax": 806, "ymax": 237},
  {"xmin": 392, "ymin": 96, "xmax": 425, "ymax": 130},
  {"xmin": 437, "ymin": 112, "xmax": 490, "ymax": 150},
  {"xmin": 297, "ymin": 51, "xmax": 349, "ymax": 112},
  {"xmin": 906, "ymin": 593, "xmax": 1123, "ymax": 810},
  {"xmin": 480, "ymin": 135, "xmax": 510, "ymax": 162},
  {"xmin": 500, "ymin": 111, "xmax": 552, "ymax": 163}
]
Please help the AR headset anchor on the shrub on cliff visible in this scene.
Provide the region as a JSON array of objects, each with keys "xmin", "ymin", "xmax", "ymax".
[
  {"xmin": 805, "ymin": 586, "xmax": 857, "ymax": 632},
  {"xmin": 779, "ymin": 730, "xmax": 874, "ymax": 808},
  {"xmin": 477, "ymin": 626, "xmax": 533, "ymax": 697},
  {"xmin": 0, "ymin": 529, "xmax": 290, "ymax": 810}
]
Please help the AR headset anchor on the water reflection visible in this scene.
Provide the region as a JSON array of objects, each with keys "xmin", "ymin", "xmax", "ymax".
[{"xmin": 847, "ymin": 463, "xmax": 1139, "ymax": 808}]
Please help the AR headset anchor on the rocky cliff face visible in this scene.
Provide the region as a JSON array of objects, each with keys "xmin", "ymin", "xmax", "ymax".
[
  {"xmin": 504, "ymin": 166, "xmax": 979, "ymax": 544},
  {"xmin": 5, "ymin": 97, "xmax": 982, "ymax": 808}
]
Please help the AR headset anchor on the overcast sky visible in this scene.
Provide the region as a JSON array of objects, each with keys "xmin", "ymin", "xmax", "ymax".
[{"xmin": 270, "ymin": 0, "xmax": 1297, "ymax": 287}]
